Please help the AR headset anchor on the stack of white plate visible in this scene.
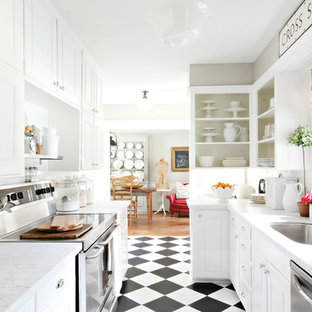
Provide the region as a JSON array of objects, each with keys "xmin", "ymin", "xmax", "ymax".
[
  {"xmin": 258, "ymin": 158, "xmax": 274, "ymax": 167},
  {"xmin": 222, "ymin": 157, "xmax": 247, "ymax": 167}
]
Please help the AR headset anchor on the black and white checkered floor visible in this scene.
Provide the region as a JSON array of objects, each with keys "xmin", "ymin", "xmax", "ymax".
[{"xmin": 117, "ymin": 236, "xmax": 245, "ymax": 312}]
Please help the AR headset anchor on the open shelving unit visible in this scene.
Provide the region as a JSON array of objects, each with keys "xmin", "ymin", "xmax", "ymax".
[
  {"xmin": 257, "ymin": 78, "xmax": 275, "ymax": 167},
  {"xmin": 191, "ymin": 86, "xmax": 251, "ymax": 168}
]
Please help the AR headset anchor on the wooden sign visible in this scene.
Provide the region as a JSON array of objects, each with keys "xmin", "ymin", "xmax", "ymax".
[{"xmin": 279, "ymin": 0, "xmax": 312, "ymax": 56}]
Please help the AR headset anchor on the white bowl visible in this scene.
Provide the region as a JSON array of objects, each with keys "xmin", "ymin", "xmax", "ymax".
[
  {"xmin": 198, "ymin": 156, "xmax": 215, "ymax": 167},
  {"xmin": 212, "ymin": 186, "xmax": 235, "ymax": 200}
]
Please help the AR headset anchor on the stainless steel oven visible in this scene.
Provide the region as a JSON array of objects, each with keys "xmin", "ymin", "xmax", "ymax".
[
  {"xmin": 78, "ymin": 223, "xmax": 119, "ymax": 312},
  {"xmin": 291, "ymin": 261, "xmax": 312, "ymax": 311}
]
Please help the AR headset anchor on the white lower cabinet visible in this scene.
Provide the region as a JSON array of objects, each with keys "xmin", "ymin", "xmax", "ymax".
[
  {"xmin": 251, "ymin": 247, "xmax": 290, "ymax": 312},
  {"xmin": 230, "ymin": 223, "xmax": 239, "ymax": 291},
  {"xmin": 12, "ymin": 257, "xmax": 76, "ymax": 312},
  {"xmin": 191, "ymin": 208, "xmax": 229, "ymax": 281}
]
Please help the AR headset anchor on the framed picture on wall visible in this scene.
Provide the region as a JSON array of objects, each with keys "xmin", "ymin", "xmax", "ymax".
[{"xmin": 171, "ymin": 147, "xmax": 189, "ymax": 172}]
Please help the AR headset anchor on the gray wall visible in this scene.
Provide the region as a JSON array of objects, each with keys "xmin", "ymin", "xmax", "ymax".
[
  {"xmin": 253, "ymin": 35, "xmax": 279, "ymax": 81},
  {"xmin": 190, "ymin": 63, "xmax": 254, "ymax": 86}
]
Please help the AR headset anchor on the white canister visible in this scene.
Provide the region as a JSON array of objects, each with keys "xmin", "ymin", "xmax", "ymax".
[{"xmin": 55, "ymin": 178, "xmax": 80, "ymax": 212}]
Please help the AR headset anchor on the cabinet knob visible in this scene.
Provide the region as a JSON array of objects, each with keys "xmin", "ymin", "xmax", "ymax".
[
  {"xmin": 60, "ymin": 85, "xmax": 65, "ymax": 90},
  {"xmin": 56, "ymin": 278, "xmax": 64, "ymax": 289},
  {"xmin": 241, "ymin": 292, "xmax": 246, "ymax": 298},
  {"xmin": 241, "ymin": 244, "xmax": 246, "ymax": 249},
  {"xmin": 198, "ymin": 214, "xmax": 202, "ymax": 218},
  {"xmin": 234, "ymin": 235, "xmax": 239, "ymax": 239},
  {"xmin": 241, "ymin": 226, "xmax": 246, "ymax": 232},
  {"xmin": 259, "ymin": 264, "xmax": 265, "ymax": 269},
  {"xmin": 264, "ymin": 269, "xmax": 270, "ymax": 274},
  {"xmin": 241, "ymin": 265, "xmax": 246, "ymax": 271},
  {"xmin": 53, "ymin": 81, "xmax": 59, "ymax": 86}
]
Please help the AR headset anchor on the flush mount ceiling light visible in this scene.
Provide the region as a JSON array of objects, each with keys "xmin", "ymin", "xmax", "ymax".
[
  {"xmin": 136, "ymin": 90, "xmax": 153, "ymax": 112},
  {"xmin": 148, "ymin": 0, "xmax": 210, "ymax": 48}
]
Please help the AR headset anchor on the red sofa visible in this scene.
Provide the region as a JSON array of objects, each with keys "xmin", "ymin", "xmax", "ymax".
[{"xmin": 166, "ymin": 193, "xmax": 189, "ymax": 216}]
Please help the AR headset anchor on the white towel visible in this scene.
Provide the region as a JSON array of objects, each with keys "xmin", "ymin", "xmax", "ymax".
[{"xmin": 112, "ymin": 226, "xmax": 122, "ymax": 296}]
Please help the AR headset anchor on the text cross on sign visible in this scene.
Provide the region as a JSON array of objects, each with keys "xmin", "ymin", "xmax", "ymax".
[{"xmin": 279, "ymin": 0, "xmax": 312, "ymax": 56}]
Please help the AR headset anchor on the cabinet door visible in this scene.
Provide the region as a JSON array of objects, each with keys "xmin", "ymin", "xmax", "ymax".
[
  {"xmin": 94, "ymin": 119, "xmax": 104, "ymax": 169},
  {"xmin": 0, "ymin": 62, "xmax": 23, "ymax": 176},
  {"xmin": 191, "ymin": 210, "xmax": 229, "ymax": 280},
  {"xmin": 94, "ymin": 67, "xmax": 104, "ymax": 117},
  {"xmin": 230, "ymin": 224, "xmax": 240, "ymax": 292},
  {"xmin": 81, "ymin": 114, "xmax": 94, "ymax": 170},
  {"xmin": 57, "ymin": 19, "xmax": 82, "ymax": 107},
  {"xmin": 251, "ymin": 247, "xmax": 267, "ymax": 312},
  {"xmin": 82, "ymin": 52, "xmax": 95, "ymax": 113},
  {"xmin": 0, "ymin": 0, "xmax": 23, "ymax": 70},
  {"xmin": 267, "ymin": 263, "xmax": 290, "ymax": 312},
  {"xmin": 24, "ymin": 0, "xmax": 58, "ymax": 92}
]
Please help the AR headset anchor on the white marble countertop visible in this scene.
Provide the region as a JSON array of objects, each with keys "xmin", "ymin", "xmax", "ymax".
[
  {"xmin": 188, "ymin": 198, "xmax": 312, "ymax": 275},
  {"xmin": 0, "ymin": 242, "xmax": 81, "ymax": 312},
  {"xmin": 79, "ymin": 200, "xmax": 129, "ymax": 214}
]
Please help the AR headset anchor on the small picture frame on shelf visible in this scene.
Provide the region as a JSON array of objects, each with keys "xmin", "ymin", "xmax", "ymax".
[{"xmin": 171, "ymin": 147, "xmax": 189, "ymax": 172}]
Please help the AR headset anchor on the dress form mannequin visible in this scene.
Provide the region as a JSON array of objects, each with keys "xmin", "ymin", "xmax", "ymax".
[{"xmin": 156, "ymin": 158, "xmax": 169, "ymax": 190}]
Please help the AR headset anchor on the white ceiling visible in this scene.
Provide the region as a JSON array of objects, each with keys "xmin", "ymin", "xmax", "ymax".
[{"xmin": 51, "ymin": 0, "xmax": 302, "ymax": 104}]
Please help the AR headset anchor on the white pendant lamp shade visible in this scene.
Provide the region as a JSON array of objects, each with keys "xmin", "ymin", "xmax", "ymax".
[
  {"xmin": 148, "ymin": 0, "xmax": 210, "ymax": 48},
  {"xmin": 136, "ymin": 90, "xmax": 153, "ymax": 112}
]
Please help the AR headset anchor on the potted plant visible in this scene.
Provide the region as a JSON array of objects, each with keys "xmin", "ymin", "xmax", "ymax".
[
  {"xmin": 288, "ymin": 125, "xmax": 312, "ymax": 193},
  {"xmin": 298, "ymin": 192, "xmax": 312, "ymax": 217}
]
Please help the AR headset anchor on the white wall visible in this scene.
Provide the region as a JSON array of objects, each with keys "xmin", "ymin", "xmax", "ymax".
[{"xmin": 148, "ymin": 131, "xmax": 189, "ymax": 185}]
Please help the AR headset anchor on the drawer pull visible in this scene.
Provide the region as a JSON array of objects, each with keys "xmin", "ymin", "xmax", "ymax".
[{"xmin": 56, "ymin": 279, "xmax": 64, "ymax": 289}]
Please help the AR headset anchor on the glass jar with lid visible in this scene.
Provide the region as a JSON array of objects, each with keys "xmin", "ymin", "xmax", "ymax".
[
  {"xmin": 80, "ymin": 175, "xmax": 94, "ymax": 205},
  {"xmin": 55, "ymin": 177, "xmax": 80, "ymax": 212},
  {"xmin": 74, "ymin": 175, "xmax": 87, "ymax": 208}
]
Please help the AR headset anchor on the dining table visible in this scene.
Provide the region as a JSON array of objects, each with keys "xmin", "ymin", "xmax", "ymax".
[{"xmin": 111, "ymin": 186, "xmax": 157, "ymax": 223}]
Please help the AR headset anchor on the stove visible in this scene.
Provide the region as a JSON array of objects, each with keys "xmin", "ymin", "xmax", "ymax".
[{"xmin": 0, "ymin": 181, "xmax": 119, "ymax": 312}]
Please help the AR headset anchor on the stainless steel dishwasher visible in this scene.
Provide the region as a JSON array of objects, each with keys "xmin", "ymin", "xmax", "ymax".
[{"xmin": 291, "ymin": 261, "xmax": 312, "ymax": 311}]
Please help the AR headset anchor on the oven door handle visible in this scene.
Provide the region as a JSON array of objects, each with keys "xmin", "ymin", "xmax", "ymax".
[
  {"xmin": 86, "ymin": 245, "xmax": 104, "ymax": 260},
  {"xmin": 294, "ymin": 274, "xmax": 312, "ymax": 305},
  {"xmin": 98, "ymin": 224, "xmax": 119, "ymax": 246}
]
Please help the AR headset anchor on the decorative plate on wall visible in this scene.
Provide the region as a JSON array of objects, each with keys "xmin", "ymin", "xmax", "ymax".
[
  {"xmin": 135, "ymin": 151, "xmax": 144, "ymax": 159},
  {"xmin": 135, "ymin": 159, "xmax": 144, "ymax": 169},
  {"xmin": 124, "ymin": 159, "xmax": 134, "ymax": 169},
  {"xmin": 118, "ymin": 141, "xmax": 125, "ymax": 149},
  {"xmin": 135, "ymin": 143, "xmax": 143, "ymax": 149},
  {"xmin": 125, "ymin": 151, "xmax": 134, "ymax": 159},
  {"xmin": 126, "ymin": 142, "xmax": 134, "ymax": 149},
  {"xmin": 117, "ymin": 151, "xmax": 125, "ymax": 160},
  {"xmin": 113, "ymin": 159, "xmax": 123, "ymax": 170}
]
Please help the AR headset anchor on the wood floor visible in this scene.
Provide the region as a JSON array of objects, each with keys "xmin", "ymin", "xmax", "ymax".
[{"xmin": 128, "ymin": 213, "xmax": 190, "ymax": 236}]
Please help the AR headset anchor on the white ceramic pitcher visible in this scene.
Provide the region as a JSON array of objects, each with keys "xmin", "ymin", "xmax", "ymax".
[
  {"xmin": 224, "ymin": 123, "xmax": 241, "ymax": 142},
  {"xmin": 282, "ymin": 182, "xmax": 304, "ymax": 212}
]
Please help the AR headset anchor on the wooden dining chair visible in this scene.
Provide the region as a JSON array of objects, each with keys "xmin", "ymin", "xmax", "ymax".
[{"xmin": 111, "ymin": 176, "xmax": 138, "ymax": 222}]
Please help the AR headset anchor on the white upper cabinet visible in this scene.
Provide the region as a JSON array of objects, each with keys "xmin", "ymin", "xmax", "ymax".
[
  {"xmin": 0, "ymin": 0, "xmax": 23, "ymax": 71},
  {"xmin": 57, "ymin": 19, "xmax": 82, "ymax": 107},
  {"xmin": 24, "ymin": 0, "xmax": 58, "ymax": 92},
  {"xmin": 0, "ymin": 61, "xmax": 23, "ymax": 176},
  {"xmin": 82, "ymin": 51, "xmax": 95, "ymax": 113},
  {"xmin": 82, "ymin": 51, "xmax": 104, "ymax": 118},
  {"xmin": 24, "ymin": 0, "xmax": 82, "ymax": 107}
]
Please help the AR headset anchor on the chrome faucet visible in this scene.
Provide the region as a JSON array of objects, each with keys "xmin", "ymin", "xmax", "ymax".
[{"xmin": 0, "ymin": 194, "xmax": 14, "ymax": 213}]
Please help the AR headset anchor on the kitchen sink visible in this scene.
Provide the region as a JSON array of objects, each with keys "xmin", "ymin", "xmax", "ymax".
[{"xmin": 270, "ymin": 222, "xmax": 312, "ymax": 245}]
